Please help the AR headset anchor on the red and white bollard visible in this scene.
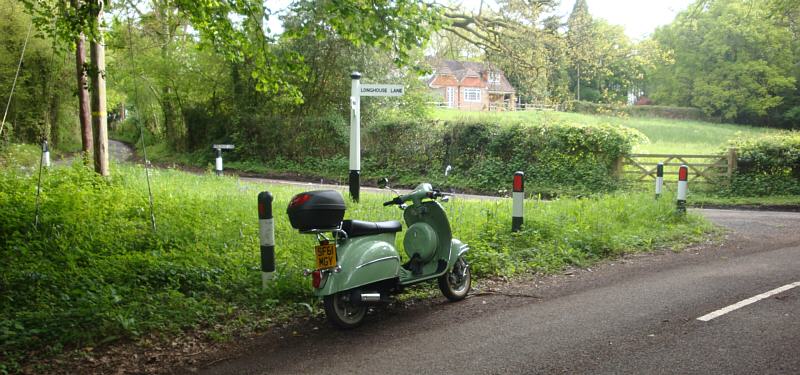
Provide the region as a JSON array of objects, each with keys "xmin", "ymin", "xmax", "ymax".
[
  {"xmin": 677, "ymin": 165, "xmax": 688, "ymax": 214},
  {"xmin": 512, "ymin": 171, "xmax": 524, "ymax": 232},
  {"xmin": 258, "ymin": 192, "xmax": 275, "ymax": 288}
]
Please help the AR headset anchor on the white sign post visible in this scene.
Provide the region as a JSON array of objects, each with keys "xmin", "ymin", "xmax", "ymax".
[
  {"xmin": 348, "ymin": 72, "xmax": 404, "ymax": 202},
  {"xmin": 349, "ymin": 72, "xmax": 362, "ymax": 201},
  {"xmin": 212, "ymin": 144, "xmax": 235, "ymax": 176}
]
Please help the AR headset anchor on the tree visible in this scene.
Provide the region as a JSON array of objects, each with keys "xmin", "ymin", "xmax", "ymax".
[
  {"xmin": 89, "ymin": 0, "xmax": 108, "ymax": 175},
  {"xmin": 649, "ymin": 0, "xmax": 796, "ymax": 124},
  {"xmin": 0, "ymin": 0, "xmax": 77, "ymax": 148},
  {"xmin": 70, "ymin": 0, "xmax": 92, "ymax": 158},
  {"xmin": 566, "ymin": 0, "xmax": 598, "ymax": 101}
]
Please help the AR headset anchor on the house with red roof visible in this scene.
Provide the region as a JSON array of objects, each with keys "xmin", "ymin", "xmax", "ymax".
[{"xmin": 427, "ymin": 59, "xmax": 517, "ymax": 111}]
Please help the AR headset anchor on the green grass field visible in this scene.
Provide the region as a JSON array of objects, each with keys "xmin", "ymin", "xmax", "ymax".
[{"xmin": 432, "ymin": 109, "xmax": 779, "ymax": 154}]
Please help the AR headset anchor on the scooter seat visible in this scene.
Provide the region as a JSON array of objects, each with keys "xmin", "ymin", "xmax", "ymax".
[{"xmin": 341, "ymin": 220, "xmax": 402, "ymax": 238}]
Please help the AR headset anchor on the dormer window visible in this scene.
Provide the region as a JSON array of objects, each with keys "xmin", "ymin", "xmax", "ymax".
[{"xmin": 488, "ymin": 71, "xmax": 500, "ymax": 83}]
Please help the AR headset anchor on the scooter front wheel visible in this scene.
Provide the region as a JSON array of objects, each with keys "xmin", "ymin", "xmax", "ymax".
[
  {"xmin": 438, "ymin": 256, "xmax": 471, "ymax": 302},
  {"xmin": 323, "ymin": 292, "xmax": 367, "ymax": 329}
]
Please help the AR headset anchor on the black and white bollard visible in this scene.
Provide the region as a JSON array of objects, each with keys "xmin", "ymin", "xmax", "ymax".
[
  {"xmin": 512, "ymin": 171, "xmax": 524, "ymax": 232},
  {"xmin": 258, "ymin": 192, "xmax": 275, "ymax": 288},
  {"xmin": 211, "ymin": 144, "xmax": 234, "ymax": 176},
  {"xmin": 677, "ymin": 165, "xmax": 688, "ymax": 214},
  {"xmin": 349, "ymin": 71, "xmax": 362, "ymax": 202},
  {"xmin": 655, "ymin": 162, "xmax": 663, "ymax": 199},
  {"xmin": 41, "ymin": 140, "xmax": 50, "ymax": 168},
  {"xmin": 215, "ymin": 148, "xmax": 223, "ymax": 176}
]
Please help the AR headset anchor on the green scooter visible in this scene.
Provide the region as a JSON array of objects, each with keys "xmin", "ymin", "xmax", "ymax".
[{"xmin": 286, "ymin": 179, "xmax": 471, "ymax": 328}]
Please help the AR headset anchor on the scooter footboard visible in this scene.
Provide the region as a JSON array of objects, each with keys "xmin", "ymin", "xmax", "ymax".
[{"xmin": 317, "ymin": 234, "xmax": 401, "ymax": 296}]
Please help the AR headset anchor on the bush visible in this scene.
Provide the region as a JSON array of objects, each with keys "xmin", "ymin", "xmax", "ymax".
[
  {"xmin": 231, "ymin": 113, "xmax": 348, "ymax": 162},
  {"xmin": 722, "ymin": 132, "xmax": 800, "ymax": 195},
  {"xmin": 627, "ymin": 105, "xmax": 709, "ymax": 121},
  {"xmin": 361, "ymin": 117, "xmax": 643, "ymax": 195},
  {"xmin": 569, "ymin": 101, "xmax": 710, "ymax": 122}
]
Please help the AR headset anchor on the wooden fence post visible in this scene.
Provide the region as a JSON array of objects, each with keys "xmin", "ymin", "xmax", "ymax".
[
  {"xmin": 727, "ymin": 148, "xmax": 738, "ymax": 182},
  {"xmin": 613, "ymin": 156, "xmax": 624, "ymax": 178}
]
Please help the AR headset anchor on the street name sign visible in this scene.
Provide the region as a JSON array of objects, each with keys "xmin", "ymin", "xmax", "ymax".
[
  {"xmin": 212, "ymin": 144, "xmax": 235, "ymax": 150},
  {"xmin": 359, "ymin": 84, "xmax": 404, "ymax": 97}
]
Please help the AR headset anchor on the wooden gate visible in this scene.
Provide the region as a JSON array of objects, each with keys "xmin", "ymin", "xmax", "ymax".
[{"xmin": 621, "ymin": 149, "xmax": 738, "ymax": 183}]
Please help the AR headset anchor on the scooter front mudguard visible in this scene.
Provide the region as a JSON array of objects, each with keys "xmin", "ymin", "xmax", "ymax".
[
  {"xmin": 315, "ymin": 233, "xmax": 400, "ymax": 297},
  {"xmin": 447, "ymin": 238, "xmax": 470, "ymax": 268}
]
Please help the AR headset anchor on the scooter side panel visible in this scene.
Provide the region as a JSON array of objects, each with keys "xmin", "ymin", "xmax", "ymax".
[
  {"xmin": 316, "ymin": 233, "xmax": 400, "ymax": 296},
  {"xmin": 397, "ymin": 239, "xmax": 468, "ymax": 285}
]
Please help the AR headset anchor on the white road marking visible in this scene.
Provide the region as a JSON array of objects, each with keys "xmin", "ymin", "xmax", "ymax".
[{"xmin": 697, "ymin": 281, "xmax": 800, "ymax": 322}]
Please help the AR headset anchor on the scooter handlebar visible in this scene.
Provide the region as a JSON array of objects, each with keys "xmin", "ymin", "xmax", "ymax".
[{"xmin": 383, "ymin": 197, "xmax": 403, "ymax": 206}]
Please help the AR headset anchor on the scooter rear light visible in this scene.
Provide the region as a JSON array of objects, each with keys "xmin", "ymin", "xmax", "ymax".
[
  {"xmin": 312, "ymin": 270, "xmax": 322, "ymax": 288},
  {"xmin": 289, "ymin": 193, "xmax": 311, "ymax": 208}
]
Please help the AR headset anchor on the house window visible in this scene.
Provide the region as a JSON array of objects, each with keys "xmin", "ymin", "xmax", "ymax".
[
  {"xmin": 488, "ymin": 71, "xmax": 500, "ymax": 83},
  {"xmin": 463, "ymin": 88, "xmax": 481, "ymax": 102}
]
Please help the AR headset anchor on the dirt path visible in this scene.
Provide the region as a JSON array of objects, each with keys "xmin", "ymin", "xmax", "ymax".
[
  {"xmin": 108, "ymin": 139, "xmax": 133, "ymax": 163},
  {"xmin": 55, "ymin": 139, "xmax": 133, "ymax": 166}
]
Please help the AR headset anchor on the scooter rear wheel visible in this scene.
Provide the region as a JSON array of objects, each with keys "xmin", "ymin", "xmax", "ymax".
[
  {"xmin": 323, "ymin": 292, "xmax": 367, "ymax": 329},
  {"xmin": 438, "ymin": 256, "xmax": 471, "ymax": 301}
]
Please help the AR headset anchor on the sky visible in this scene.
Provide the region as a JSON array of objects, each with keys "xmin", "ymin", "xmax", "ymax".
[{"xmin": 461, "ymin": 0, "xmax": 696, "ymax": 40}]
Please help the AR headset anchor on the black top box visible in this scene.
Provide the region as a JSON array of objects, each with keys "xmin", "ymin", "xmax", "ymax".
[{"xmin": 286, "ymin": 190, "xmax": 346, "ymax": 231}]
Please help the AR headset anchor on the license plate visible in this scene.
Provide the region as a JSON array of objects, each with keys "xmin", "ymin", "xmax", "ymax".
[{"xmin": 315, "ymin": 242, "xmax": 337, "ymax": 270}]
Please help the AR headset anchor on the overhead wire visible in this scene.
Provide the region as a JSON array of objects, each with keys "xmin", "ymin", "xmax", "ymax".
[
  {"xmin": 35, "ymin": 17, "xmax": 64, "ymax": 229},
  {"xmin": 127, "ymin": 16, "xmax": 157, "ymax": 233},
  {"xmin": 1, "ymin": 20, "xmax": 34, "ymax": 139}
]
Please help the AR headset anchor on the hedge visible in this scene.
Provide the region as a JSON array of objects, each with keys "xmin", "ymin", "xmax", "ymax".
[
  {"xmin": 570, "ymin": 101, "xmax": 710, "ymax": 122},
  {"xmin": 723, "ymin": 132, "xmax": 800, "ymax": 196},
  {"xmin": 361, "ymin": 118, "xmax": 644, "ymax": 195}
]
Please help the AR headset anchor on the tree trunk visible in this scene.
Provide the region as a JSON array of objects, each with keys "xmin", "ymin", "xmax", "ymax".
[
  {"xmin": 90, "ymin": 1, "xmax": 109, "ymax": 176},
  {"xmin": 73, "ymin": 0, "xmax": 93, "ymax": 159},
  {"xmin": 576, "ymin": 64, "xmax": 581, "ymax": 101}
]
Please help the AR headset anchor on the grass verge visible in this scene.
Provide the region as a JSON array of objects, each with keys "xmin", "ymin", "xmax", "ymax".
[{"xmin": 0, "ymin": 163, "xmax": 714, "ymax": 372}]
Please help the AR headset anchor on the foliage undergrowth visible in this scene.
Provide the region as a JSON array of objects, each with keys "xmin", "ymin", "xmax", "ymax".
[
  {"xmin": 0, "ymin": 144, "xmax": 40, "ymax": 169},
  {"xmin": 0, "ymin": 163, "xmax": 713, "ymax": 371}
]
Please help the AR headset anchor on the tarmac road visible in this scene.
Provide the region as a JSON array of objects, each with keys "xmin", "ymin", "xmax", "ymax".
[{"xmin": 190, "ymin": 209, "xmax": 800, "ymax": 375}]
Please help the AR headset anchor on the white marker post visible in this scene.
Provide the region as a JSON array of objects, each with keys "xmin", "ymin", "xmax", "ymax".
[
  {"xmin": 677, "ymin": 164, "xmax": 688, "ymax": 214},
  {"xmin": 349, "ymin": 72, "xmax": 362, "ymax": 202},
  {"xmin": 212, "ymin": 144, "xmax": 234, "ymax": 176},
  {"xmin": 655, "ymin": 162, "xmax": 663, "ymax": 199},
  {"xmin": 348, "ymin": 73, "xmax": 405, "ymax": 202},
  {"xmin": 215, "ymin": 148, "xmax": 223, "ymax": 175},
  {"xmin": 41, "ymin": 140, "xmax": 50, "ymax": 168},
  {"xmin": 512, "ymin": 171, "xmax": 524, "ymax": 232}
]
